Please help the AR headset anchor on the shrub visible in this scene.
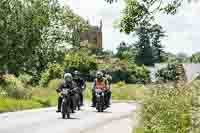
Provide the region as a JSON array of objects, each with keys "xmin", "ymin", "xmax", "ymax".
[
  {"xmin": 0, "ymin": 75, "xmax": 31, "ymax": 99},
  {"xmin": 99, "ymin": 61, "xmax": 150, "ymax": 84},
  {"xmin": 156, "ymin": 63, "xmax": 186, "ymax": 82},
  {"xmin": 127, "ymin": 64, "xmax": 150, "ymax": 84},
  {"xmin": 64, "ymin": 50, "xmax": 97, "ymax": 75},
  {"xmin": 47, "ymin": 79, "xmax": 62, "ymax": 90},
  {"xmin": 18, "ymin": 74, "xmax": 33, "ymax": 85},
  {"xmin": 39, "ymin": 63, "xmax": 64, "ymax": 87}
]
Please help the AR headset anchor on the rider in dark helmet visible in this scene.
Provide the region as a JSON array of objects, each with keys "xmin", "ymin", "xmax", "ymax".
[
  {"xmin": 56, "ymin": 73, "xmax": 76, "ymax": 112},
  {"xmin": 104, "ymin": 71, "xmax": 112, "ymax": 106},
  {"xmin": 73, "ymin": 70, "xmax": 86, "ymax": 106}
]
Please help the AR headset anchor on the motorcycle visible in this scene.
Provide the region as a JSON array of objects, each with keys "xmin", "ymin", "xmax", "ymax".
[
  {"xmin": 95, "ymin": 89, "xmax": 106, "ymax": 112},
  {"xmin": 60, "ymin": 88, "xmax": 76, "ymax": 119},
  {"xmin": 73, "ymin": 87, "xmax": 81, "ymax": 111}
]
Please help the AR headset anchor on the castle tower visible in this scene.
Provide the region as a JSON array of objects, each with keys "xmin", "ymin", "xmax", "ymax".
[{"xmin": 96, "ymin": 20, "xmax": 103, "ymax": 49}]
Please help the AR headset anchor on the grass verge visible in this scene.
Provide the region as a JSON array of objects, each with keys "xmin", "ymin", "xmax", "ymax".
[{"xmin": 133, "ymin": 82, "xmax": 194, "ymax": 133}]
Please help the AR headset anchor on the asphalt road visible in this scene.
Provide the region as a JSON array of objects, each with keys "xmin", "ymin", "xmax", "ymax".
[{"xmin": 0, "ymin": 102, "xmax": 137, "ymax": 133}]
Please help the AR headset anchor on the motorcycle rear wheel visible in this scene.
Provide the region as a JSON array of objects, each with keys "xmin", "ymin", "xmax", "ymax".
[{"xmin": 67, "ymin": 113, "xmax": 70, "ymax": 119}]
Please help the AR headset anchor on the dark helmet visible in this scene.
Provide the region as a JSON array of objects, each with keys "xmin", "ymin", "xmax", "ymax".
[
  {"xmin": 101, "ymin": 70, "xmax": 106, "ymax": 77},
  {"xmin": 74, "ymin": 70, "xmax": 80, "ymax": 79},
  {"xmin": 96, "ymin": 71, "xmax": 103, "ymax": 80}
]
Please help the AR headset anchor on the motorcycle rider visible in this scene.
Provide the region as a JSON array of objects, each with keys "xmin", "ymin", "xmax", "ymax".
[
  {"xmin": 73, "ymin": 70, "xmax": 86, "ymax": 106},
  {"xmin": 56, "ymin": 73, "xmax": 76, "ymax": 113},
  {"xmin": 91, "ymin": 71, "xmax": 108, "ymax": 107},
  {"xmin": 103, "ymin": 71, "xmax": 112, "ymax": 107}
]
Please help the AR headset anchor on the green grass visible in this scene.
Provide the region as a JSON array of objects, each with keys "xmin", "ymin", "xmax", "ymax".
[
  {"xmin": 0, "ymin": 96, "xmax": 43, "ymax": 113},
  {"xmin": 0, "ymin": 84, "xmax": 58, "ymax": 113},
  {"xmin": 112, "ymin": 83, "xmax": 145, "ymax": 101}
]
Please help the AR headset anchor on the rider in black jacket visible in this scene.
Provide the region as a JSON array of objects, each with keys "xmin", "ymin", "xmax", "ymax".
[
  {"xmin": 73, "ymin": 71, "xmax": 86, "ymax": 106},
  {"xmin": 56, "ymin": 73, "xmax": 76, "ymax": 112}
]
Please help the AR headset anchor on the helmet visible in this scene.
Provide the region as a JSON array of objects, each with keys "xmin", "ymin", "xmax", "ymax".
[
  {"xmin": 74, "ymin": 70, "xmax": 79, "ymax": 75},
  {"xmin": 74, "ymin": 70, "xmax": 80, "ymax": 79},
  {"xmin": 64, "ymin": 73, "xmax": 72, "ymax": 82},
  {"xmin": 96, "ymin": 71, "xmax": 103, "ymax": 80},
  {"xmin": 101, "ymin": 70, "xmax": 106, "ymax": 77}
]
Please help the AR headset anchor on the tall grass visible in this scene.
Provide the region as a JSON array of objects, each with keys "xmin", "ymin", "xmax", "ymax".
[{"xmin": 133, "ymin": 82, "xmax": 194, "ymax": 133}]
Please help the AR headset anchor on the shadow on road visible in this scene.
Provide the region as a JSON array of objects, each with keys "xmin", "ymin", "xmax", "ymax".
[
  {"xmin": 93, "ymin": 111, "xmax": 112, "ymax": 114},
  {"xmin": 57, "ymin": 117, "xmax": 80, "ymax": 120}
]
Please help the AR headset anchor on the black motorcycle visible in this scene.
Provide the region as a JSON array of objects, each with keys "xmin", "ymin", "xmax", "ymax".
[
  {"xmin": 73, "ymin": 87, "xmax": 81, "ymax": 111},
  {"xmin": 60, "ymin": 88, "xmax": 76, "ymax": 119},
  {"xmin": 95, "ymin": 89, "xmax": 106, "ymax": 112}
]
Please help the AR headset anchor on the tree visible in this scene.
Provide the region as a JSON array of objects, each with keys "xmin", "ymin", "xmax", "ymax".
[
  {"xmin": 116, "ymin": 41, "xmax": 137, "ymax": 62},
  {"xmin": 0, "ymin": 0, "xmax": 89, "ymax": 77},
  {"xmin": 31, "ymin": 5, "xmax": 89, "ymax": 76},
  {"xmin": 106, "ymin": 0, "xmax": 183, "ymax": 33},
  {"xmin": 134, "ymin": 22, "xmax": 165, "ymax": 66},
  {"xmin": 151, "ymin": 24, "xmax": 166, "ymax": 63},
  {"xmin": 191, "ymin": 52, "xmax": 200, "ymax": 63},
  {"xmin": 0, "ymin": 0, "xmax": 51, "ymax": 75}
]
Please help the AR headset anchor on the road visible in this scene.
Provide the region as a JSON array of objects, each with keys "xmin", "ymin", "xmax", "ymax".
[{"xmin": 0, "ymin": 102, "xmax": 138, "ymax": 133}]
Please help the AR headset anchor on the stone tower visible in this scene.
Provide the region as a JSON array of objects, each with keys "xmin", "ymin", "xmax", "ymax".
[{"xmin": 80, "ymin": 20, "xmax": 103, "ymax": 49}]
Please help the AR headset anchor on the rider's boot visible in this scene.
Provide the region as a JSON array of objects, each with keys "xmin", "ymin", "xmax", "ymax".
[{"xmin": 56, "ymin": 96, "xmax": 62, "ymax": 112}]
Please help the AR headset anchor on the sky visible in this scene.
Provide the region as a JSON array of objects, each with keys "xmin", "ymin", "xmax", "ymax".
[{"xmin": 61, "ymin": 0, "xmax": 200, "ymax": 55}]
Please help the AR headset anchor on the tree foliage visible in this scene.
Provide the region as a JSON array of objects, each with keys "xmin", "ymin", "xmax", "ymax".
[
  {"xmin": 64, "ymin": 49, "xmax": 98, "ymax": 75},
  {"xmin": 116, "ymin": 41, "xmax": 136, "ymax": 62},
  {"xmin": 0, "ymin": 0, "xmax": 88, "ymax": 78},
  {"xmin": 190, "ymin": 52, "xmax": 200, "ymax": 63},
  {"xmin": 117, "ymin": 0, "xmax": 183, "ymax": 33},
  {"xmin": 134, "ymin": 23, "xmax": 166, "ymax": 66}
]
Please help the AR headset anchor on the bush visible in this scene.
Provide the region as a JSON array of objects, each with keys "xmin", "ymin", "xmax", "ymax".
[
  {"xmin": 127, "ymin": 64, "xmax": 150, "ymax": 84},
  {"xmin": 99, "ymin": 60, "xmax": 150, "ymax": 84},
  {"xmin": 0, "ymin": 74, "xmax": 31, "ymax": 99},
  {"xmin": 39, "ymin": 63, "xmax": 64, "ymax": 87},
  {"xmin": 156, "ymin": 63, "xmax": 186, "ymax": 82},
  {"xmin": 47, "ymin": 79, "xmax": 62, "ymax": 90},
  {"xmin": 64, "ymin": 50, "xmax": 97, "ymax": 75},
  {"xmin": 18, "ymin": 74, "xmax": 33, "ymax": 85}
]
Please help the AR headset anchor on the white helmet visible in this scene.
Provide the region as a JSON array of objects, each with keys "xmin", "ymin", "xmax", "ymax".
[{"xmin": 64, "ymin": 73, "xmax": 72, "ymax": 82}]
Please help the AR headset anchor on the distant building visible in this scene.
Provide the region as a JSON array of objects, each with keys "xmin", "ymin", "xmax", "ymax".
[{"xmin": 80, "ymin": 20, "xmax": 103, "ymax": 49}]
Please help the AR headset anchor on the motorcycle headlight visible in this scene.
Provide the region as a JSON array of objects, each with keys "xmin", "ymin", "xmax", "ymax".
[
  {"xmin": 62, "ymin": 90, "xmax": 69, "ymax": 95},
  {"xmin": 96, "ymin": 93, "xmax": 100, "ymax": 97}
]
